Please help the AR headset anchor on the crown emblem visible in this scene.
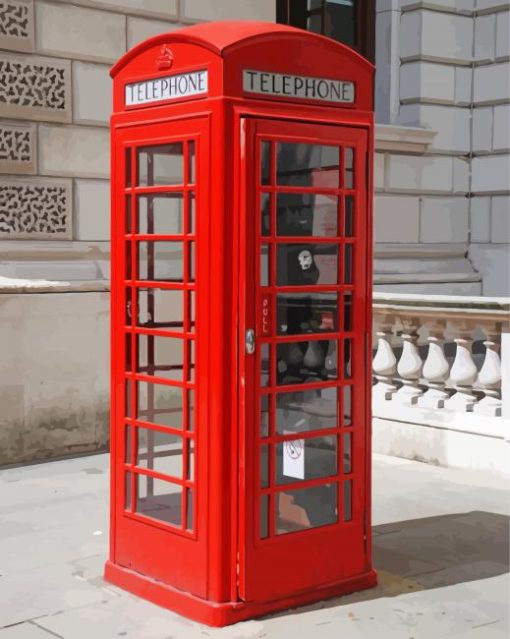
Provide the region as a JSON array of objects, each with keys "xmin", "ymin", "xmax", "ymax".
[{"xmin": 156, "ymin": 45, "xmax": 173, "ymax": 70}]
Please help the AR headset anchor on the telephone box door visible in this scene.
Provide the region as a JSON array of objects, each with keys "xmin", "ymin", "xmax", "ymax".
[{"xmin": 239, "ymin": 118, "xmax": 370, "ymax": 602}]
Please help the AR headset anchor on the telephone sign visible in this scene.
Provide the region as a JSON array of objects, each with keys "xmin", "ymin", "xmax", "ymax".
[{"xmin": 106, "ymin": 20, "xmax": 376, "ymax": 626}]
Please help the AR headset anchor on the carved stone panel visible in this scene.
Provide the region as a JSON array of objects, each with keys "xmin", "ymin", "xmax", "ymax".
[
  {"xmin": 0, "ymin": 0, "xmax": 34, "ymax": 52},
  {"xmin": 0, "ymin": 52, "xmax": 71, "ymax": 122},
  {"xmin": 0, "ymin": 176, "xmax": 72, "ymax": 238},
  {"xmin": 0, "ymin": 122, "xmax": 36, "ymax": 174}
]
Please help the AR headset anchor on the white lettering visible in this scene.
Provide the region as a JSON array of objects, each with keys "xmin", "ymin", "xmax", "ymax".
[{"xmin": 125, "ymin": 70, "xmax": 208, "ymax": 107}]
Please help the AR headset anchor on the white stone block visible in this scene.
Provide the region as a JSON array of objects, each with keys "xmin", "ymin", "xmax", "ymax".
[
  {"xmin": 491, "ymin": 196, "xmax": 510, "ymax": 243},
  {"xmin": 47, "ymin": 0, "xmax": 178, "ymax": 20},
  {"xmin": 420, "ymin": 197, "xmax": 469, "ymax": 242},
  {"xmin": 453, "ymin": 157, "xmax": 470, "ymax": 193},
  {"xmin": 469, "ymin": 243, "xmax": 510, "ymax": 296},
  {"xmin": 400, "ymin": 61, "xmax": 455, "ymax": 103},
  {"xmin": 374, "ymin": 195, "xmax": 420, "ymax": 242},
  {"xmin": 477, "ymin": 0, "xmax": 510, "ymax": 13},
  {"xmin": 472, "ymin": 155, "xmax": 510, "ymax": 193},
  {"xmin": 496, "ymin": 11, "xmax": 509, "ymax": 59},
  {"xmin": 474, "ymin": 13, "xmax": 496, "ymax": 62},
  {"xmin": 74, "ymin": 179, "xmax": 110, "ymax": 241},
  {"xmin": 39, "ymin": 125, "xmax": 109, "ymax": 179},
  {"xmin": 387, "ymin": 154, "xmax": 453, "ymax": 192},
  {"xmin": 127, "ymin": 17, "xmax": 179, "ymax": 49},
  {"xmin": 400, "ymin": 0, "xmax": 475, "ymax": 10},
  {"xmin": 399, "ymin": 104, "xmax": 470, "ymax": 153},
  {"xmin": 454, "ymin": 66, "xmax": 472, "ymax": 105},
  {"xmin": 472, "ymin": 106, "xmax": 493, "ymax": 153},
  {"xmin": 72, "ymin": 62, "xmax": 111, "ymax": 125},
  {"xmin": 36, "ymin": 1, "xmax": 126, "ymax": 64},
  {"xmin": 473, "ymin": 62, "xmax": 510, "ymax": 105},
  {"xmin": 374, "ymin": 153, "xmax": 385, "ymax": 190},
  {"xmin": 493, "ymin": 104, "xmax": 510, "ymax": 151},
  {"xmin": 181, "ymin": 0, "xmax": 275, "ymax": 21},
  {"xmin": 470, "ymin": 196, "xmax": 491, "ymax": 242},
  {"xmin": 401, "ymin": 10, "xmax": 473, "ymax": 63}
]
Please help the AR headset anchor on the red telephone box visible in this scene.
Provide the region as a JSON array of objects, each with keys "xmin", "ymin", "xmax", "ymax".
[{"xmin": 106, "ymin": 20, "xmax": 376, "ymax": 626}]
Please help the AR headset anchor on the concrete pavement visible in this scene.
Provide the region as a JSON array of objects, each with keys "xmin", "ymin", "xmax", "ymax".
[{"xmin": 0, "ymin": 453, "xmax": 508, "ymax": 639}]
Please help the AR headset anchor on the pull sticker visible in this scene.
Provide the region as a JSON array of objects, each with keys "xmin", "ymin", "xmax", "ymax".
[{"xmin": 283, "ymin": 436, "xmax": 305, "ymax": 480}]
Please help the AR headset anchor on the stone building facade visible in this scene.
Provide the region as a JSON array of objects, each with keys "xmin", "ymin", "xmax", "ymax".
[{"xmin": 0, "ymin": 0, "xmax": 508, "ymax": 464}]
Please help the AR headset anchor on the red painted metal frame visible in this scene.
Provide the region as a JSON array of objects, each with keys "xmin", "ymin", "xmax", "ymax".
[{"xmin": 107, "ymin": 21, "xmax": 375, "ymax": 626}]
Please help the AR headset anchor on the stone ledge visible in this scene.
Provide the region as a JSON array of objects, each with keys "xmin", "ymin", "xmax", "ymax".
[
  {"xmin": 375, "ymin": 123, "xmax": 437, "ymax": 154},
  {"xmin": 0, "ymin": 276, "xmax": 109, "ymax": 293}
]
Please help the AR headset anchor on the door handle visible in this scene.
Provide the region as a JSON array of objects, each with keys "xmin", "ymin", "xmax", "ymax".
[{"xmin": 245, "ymin": 329, "xmax": 256, "ymax": 355}]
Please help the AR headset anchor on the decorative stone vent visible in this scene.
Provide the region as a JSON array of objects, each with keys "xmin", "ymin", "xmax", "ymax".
[
  {"xmin": 0, "ymin": 53, "xmax": 70, "ymax": 122},
  {"xmin": 0, "ymin": 0, "xmax": 34, "ymax": 52},
  {"xmin": 0, "ymin": 123, "xmax": 35, "ymax": 173},
  {"xmin": 0, "ymin": 177, "xmax": 72, "ymax": 238}
]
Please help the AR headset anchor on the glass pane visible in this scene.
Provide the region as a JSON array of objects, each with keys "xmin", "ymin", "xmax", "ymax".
[
  {"xmin": 260, "ymin": 343, "xmax": 270, "ymax": 387},
  {"xmin": 261, "ymin": 192, "xmax": 271, "ymax": 236},
  {"xmin": 136, "ymin": 381, "xmax": 183, "ymax": 429},
  {"xmin": 136, "ymin": 288, "xmax": 184, "ymax": 331},
  {"xmin": 277, "ymin": 143, "xmax": 339, "ymax": 188},
  {"xmin": 188, "ymin": 242, "xmax": 195, "ymax": 282},
  {"xmin": 260, "ymin": 394, "xmax": 270, "ymax": 438},
  {"xmin": 136, "ymin": 334, "xmax": 184, "ymax": 380},
  {"xmin": 188, "ymin": 291, "xmax": 195, "ymax": 332},
  {"xmin": 137, "ymin": 428, "xmax": 183, "ymax": 478},
  {"xmin": 277, "ymin": 193, "xmax": 337, "ymax": 237},
  {"xmin": 187, "ymin": 441, "xmax": 194, "ymax": 480},
  {"xmin": 260, "ymin": 495, "xmax": 269, "ymax": 539},
  {"xmin": 343, "ymin": 385, "xmax": 352, "ymax": 426},
  {"xmin": 125, "ymin": 196, "xmax": 132, "ymax": 233},
  {"xmin": 344, "ymin": 195, "xmax": 354, "ymax": 236},
  {"xmin": 126, "ymin": 287, "xmax": 133, "ymax": 324},
  {"xmin": 261, "ymin": 141, "xmax": 271, "ymax": 185},
  {"xmin": 276, "ymin": 244, "xmax": 338, "ymax": 286},
  {"xmin": 125, "ymin": 380, "xmax": 133, "ymax": 418},
  {"xmin": 137, "ymin": 143, "xmax": 183, "ymax": 186},
  {"xmin": 125, "ymin": 242, "xmax": 132, "ymax": 279},
  {"xmin": 344, "ymin": 480, "xmax": 352, "ymax": 521},
  {"xmin": 344, "ymin": 292, "xmax": 352, "ymax": 331},
  {"xmin": 307, "ymin": 13, "xmax": 322, "ymax": 33},
  {"xmin": 188, "ymin": 340, "xmax": 195, "ymax": 382},
  {"xmin": 125, "ymin": 472, "xmax": 132, "ymax": 510},
  {"xmin": 326, "ymin": 2, "xmax": 356, "ymax": 47},
  {"xmin": 187, "ymin": 390, "xmax": 195, "ymax": 431},
  {"xmin": 188, "ymin": 193, "xmax": 195, "ymax": 234},
  {"xmin": 137, "ymin": 194, "xmax": 184, "ymax": 235},
  {"xmin": 125, "ymin": 425, "xmax": 132, "ymax": 463},
  {"xmin": 186, "ymin": 489, "xmax": 193, "ymax": 530},
  {"xmin": 260, "ymin": 445, "xmax": 269, "ymax": 488},
  {"xmin": 276, "ymin": 483, "xmax": 338, "ymax": 534},
  {"xmin": 125, "ymin": 148, "xmax": 132, "ymax": 187},
  {"xmin": 344, "ymin": 244, "xmax": 353, "ymax": 284},
  {"xmin": 260, "ymin": 244, "xmax": 270, "ymax": 286},
  {"xmin": 138, "ymin": 241, "xmax": 183, "ymax": 281},
  {"xmin": 344, "ymin": 147, "xmax": 354, "ymax": 188},
  {"xmin": 188, "ymin": 141, "xmax": 195, "ymax": 184},
  {"xmin": 136, "ymin": 475, "xmax": 182, "ymax": 526},
  {"xmin": 125, "ymin": 333, "xmax": 132, "ymax": 371},
  {"xmin": 344, "ymin": 432, "xmax": 352, "ymax": 474},
  {"xmin": 276, "ymin": 435, "xmax": 337, "ymax": 484},
  {"xmin": 277, "ymin": 293, "xmax": 338, "ymax": 335},
  {"xmin": 276, "ymin": 339, "xmax": 337, "ymax": 385},
  {"xmin": 344, "ymin": 338, "xmax": 353, "ymax": 379},
  {"xmin": 276, "ymin": 387, "xmax": 338, "ymax": 435}
]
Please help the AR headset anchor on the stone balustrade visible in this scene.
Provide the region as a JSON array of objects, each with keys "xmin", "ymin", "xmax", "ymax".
[{"xmin": 372, "ymin": 293, "xmax": 509, "ymax": 418}]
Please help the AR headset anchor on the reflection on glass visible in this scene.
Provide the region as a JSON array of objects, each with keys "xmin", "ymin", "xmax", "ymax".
[
  {"xmin": 260, "ymin": 495, "xmax": 269, "ymax": 539},
  {"xmin": 137, "ymin": 194, "xmax": 184, "ymax": 235},
  {"xmin": 188, "ymin": 340, "xmax": 195, "ymax": 382},
  {"xmin": 125, "ymin": 196, "xmax": 132, "ymax": 233},
  {"xmin": 260, "ymin": 244, "xmax": 270, "ymax": 286},
  {"xmin": 344, "ymin": 244, "xmax": 353, "ymax": 284},
  {"xmin": 343, "ymin": 385, "xmax": 352, "ymax": 426},
  {"xmin": 125, "ymin": 333, "xmax": 132, "ymax": 371},
  {"xmin": 344, "ymin": 147, "xmax": 354, "ymax": 189},
  {"xmin": 344, "ymin": 339, "xmax": 352, "ymax": 379},
  {"xmin": 277, "ymin": 193, "xmax": 337, "ymax": 237},
  {"xmin": 345, "ymin": 196, "xmax": 354, "ymax": 236},
  {"xmin": 125, "ymin": 380, "xmax": 132, "ymax": 418},
  {"xmin": 277, "ymin": 143, "xmax": 339, "ymax": 188},
  {"xmin": 276, "ymin": 244, "xmax": 338, "ymax": 286},
  {"xmin": 344, "ymin": 432, "xmax": 352, "ymax": 474},
  {"xmin": 188, "ymin": 141, "xmax": 195, "ymax": 184},
  {"xmin": 326, "ymin": 0, "xmax": 356, "ymax": 46},
  {"xmin": 187, "ymin": 390, "xmax": 195, "ymax": 431},
  {"xmin": 137, "ymin": 428, "xmax": 183, "ymax": 478},
  {"xmin": 344, "ymin": 480, "xmax": 352, "ymax": 521},
  {"xmin": 276, "ymin": 340, "xmax": 337, "ymax": 385},
  {"xmin": 276, "ymin": 483, "xmax": 338, "ymax": 534},
  {"xmin": 125, "ymin": 242, "xmax": 132, "ymax": 279},
  {"xmin": 125, "ymin": 471, "xmax": 132, "ymax": 510},
  {"xmin": 277, "ymin": 293, "xmax": 338, "ymax": 335},
  {"xmin": 188, "ymin": 193, "xmax": 195, "ymax": 234},
  {"xmin": 189, "ymin": 242, "xmax": 195, "ymax": 282},
  {"xmin": 125, "ymin": 425, "xmax": 132, "ymax": 464},
  {"xmin": 126, "ymin": 287, "xmax": 132, "ymax": 324},
  {"xmin": 276, "ymin": 387, "xmax": 337, "ymax": 434},
  {"xmin": 276, "ymin": 435, "xmax": 337, "ymax": 485},
  {"xmin": 186, "ymin": 489, "xmax": 193, "ymax": 530},
  {"xmin": 138, "ymin": 241, "xmax": 183, "ymax": 281},
  {"xmin": 261, "ymin": 141, "xmax": 271, "ymax": 185},
  {"xmin": 260, "ymin": 445, "xmax": 269, "ymax": 488},
  {"xmin": 136, "ymin": 288, "xmax": 183, "ymax": 330},
  {"xmin": 260, "ymin": 394, "xmax": 270, "ymax": 438},
  {"xmin": 344, "ymin": 293, "xmax": 352, "ymax": 331},
  {"xmin": 307, "ymin": 13, "xmax": 321, "ymax": 33},
  {"xmin": 261, "ymin": 192, "xmax": 270, "ymax": 236},
  {"xmin": 125, "ymin": 148, "xmax": 132, "ymax": 187},
  {"xmin": 188, "ymin": 291, "xmax": 195, "ymax": 332},
  {"xmin": 136, "ymin": 334, "xmax": 184, "ymax": 380},
  {"xmin": 137, "ymin": 143, "xmax": 183, "ymax": 186},
  {"xmin": 260, "ymin": 343, "xmax": 270, "ymax": 387},
  {"xmin": 136, "ymin": 475, "xmax": 182, "ymax": 526},
  {"xmin": 136, "ymin": 381, "xmax": 183, "ymax": 428},
  {"xmin": 187, "ymin": 441, "xmax": 194, "ymax": 480}
]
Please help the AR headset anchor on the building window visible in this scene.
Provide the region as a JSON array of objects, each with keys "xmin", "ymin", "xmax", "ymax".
[{"xmin": 277, "ymin": 0, "xmax": 375, "ymax": 62}]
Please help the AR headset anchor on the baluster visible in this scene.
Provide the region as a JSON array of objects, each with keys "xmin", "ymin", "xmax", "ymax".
[
  {"xmin": 418, "ymin": 320, "xmax": 450, "ymax": 409},
  {"xmin": 372, "ymin": 313, "xmax": 398, "ymax": 401},
  {"xmin": 445, "ymin": 320, "xmax": 478, "ymax": 411},
  {"xmin": 474, "ymin": 322, "xmax": 502, "ymax": 416},
  {"xmin": 395, "ymin": 316, "xmax": 423, "ymax": 405}
]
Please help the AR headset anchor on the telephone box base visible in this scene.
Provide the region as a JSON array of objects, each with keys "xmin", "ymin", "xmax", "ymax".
[{"xmin": 104, "ymin": 560, "xmax": 377, "ymax": 627}]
